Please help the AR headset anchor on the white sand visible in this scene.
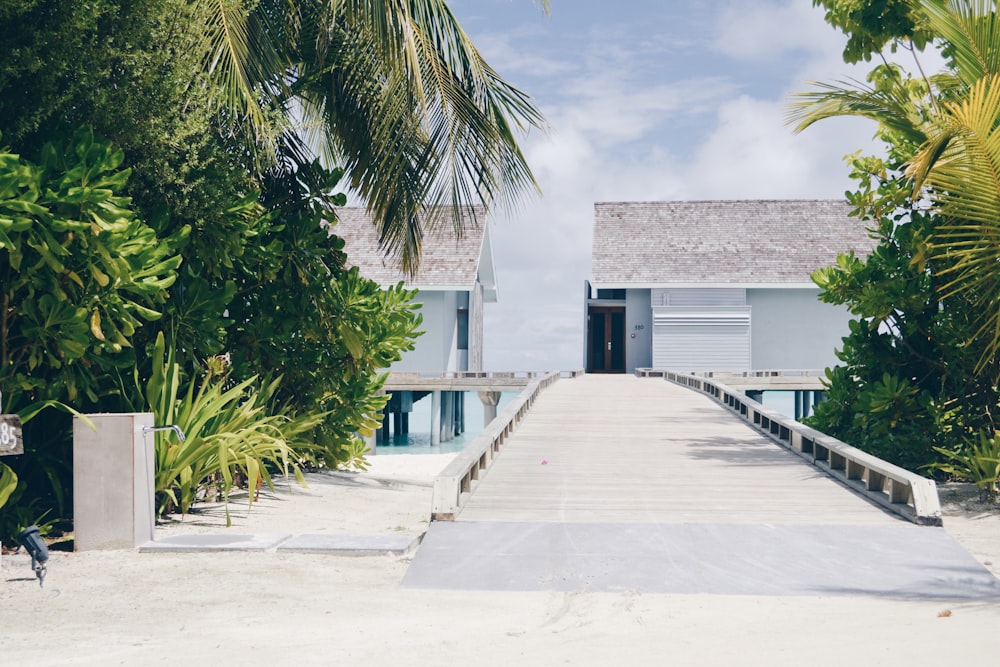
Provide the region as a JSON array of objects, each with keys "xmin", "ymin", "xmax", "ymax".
[{"xmin": 3, "ymin": 456, "xmax": 1000, "ymax": 665}]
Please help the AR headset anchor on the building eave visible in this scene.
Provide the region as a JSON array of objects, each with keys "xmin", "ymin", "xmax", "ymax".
[{"xmin": 590, "ymin": 282, "xmax": 820, "ymax": 290}]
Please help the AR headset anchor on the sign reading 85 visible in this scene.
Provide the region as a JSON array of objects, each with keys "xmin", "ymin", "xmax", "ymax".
[{"xmin": 0, "ymin": 414, "xmax": 23, "ymax": 455}]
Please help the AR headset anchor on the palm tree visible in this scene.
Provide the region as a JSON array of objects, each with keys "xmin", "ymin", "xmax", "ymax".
[
  {"xmin": 197, "ymin": 0, "xmax": 549, "ymax": 273},
  {"xmin": 789, "ymin": 0, "xmax": 1000, "ymax": 368}
]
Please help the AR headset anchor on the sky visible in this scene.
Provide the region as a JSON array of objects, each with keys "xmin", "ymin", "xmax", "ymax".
[{"xmin": 440, "ymin": 0, "xmax": 899, "ymax": 372}]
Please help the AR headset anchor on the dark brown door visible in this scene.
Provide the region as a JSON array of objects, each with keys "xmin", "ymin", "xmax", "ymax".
[{"xmin": 588, "ymin": 306, "xmax": 626, "ymax": 373}]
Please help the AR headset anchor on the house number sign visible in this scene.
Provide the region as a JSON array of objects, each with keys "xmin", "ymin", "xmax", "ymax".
[{"xmin": 0, "ymin": 414, "xmax": 23, "ymax": 456}]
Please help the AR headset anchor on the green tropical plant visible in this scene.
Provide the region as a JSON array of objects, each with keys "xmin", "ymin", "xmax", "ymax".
[
  {"xmin": 792, "ymin": 0, "xmax": 1000, "ymax": 369},
  {"xmin": 802, "ymin": 156, "xmax": 995, "ymax": 470},
  {"xmin": 928, "ymin": 432, "xmax": 1000, "ymax": 499},
  {"xmin": 812, "ymin": 0, "xmax": 935, "ymax": 63},
  {"xmin": 0, "ymin": 127, "xmax": 183, "ymax": 408},
  {"xmin": 0, "ymin": 461, "xmax": 16, "ymax": 510},
  {"xmin": 0, "ymin": 0, "xmax": 514, "ymax": 535},
  {"xmin": 144, "ymin": 331, "xmax": 321, "ymax": 523},
  {"xmin": 0, "ymin": 128, "xmax": 181, "ymax": 539},
  {"xmin": 792, "ymin": 0, "xmax": 1000, "ymax": 472},
  {"xmin": 225, "ymin": 162, "xmax": 423, "ymax": 464}
]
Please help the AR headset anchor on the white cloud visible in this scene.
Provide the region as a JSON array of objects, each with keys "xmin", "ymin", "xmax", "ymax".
[
  {"xmin": 684, "ymin": 95, "xmax": 878, "ymax": 200},
  {"xmin": 553, "ymin": 76, "xmax": 740, "ymax": 147},
  {"xmin": 412, "ymin": 2, "xmax": 916, "ymax": 371},
  {"xmin": 713, "ymin": 0, "xmax": 847, "ymax": 63}
]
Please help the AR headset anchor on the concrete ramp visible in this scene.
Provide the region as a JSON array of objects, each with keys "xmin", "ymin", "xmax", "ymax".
[{"xmin": 402, "ymin": 521, "xmax": 1000, "ymax": 598}]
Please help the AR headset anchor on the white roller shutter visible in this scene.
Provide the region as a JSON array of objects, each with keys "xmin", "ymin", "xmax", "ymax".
[
  {"xmin": 652, "ymin": 306, "xmax": 751, "ymax": 371},
  {"xmin": 652, "ymin": 288, "xmax": 746, "ymax": 307}
]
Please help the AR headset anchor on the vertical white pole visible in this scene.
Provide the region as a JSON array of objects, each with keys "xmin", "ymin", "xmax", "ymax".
[{"xmin": 431, "ymin": 391, "xmax": 441, "ymax": 446}]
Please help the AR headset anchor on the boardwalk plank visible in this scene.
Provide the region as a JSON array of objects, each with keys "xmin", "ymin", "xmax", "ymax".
[{"xmin": 457, "ymin": 375, "xmax": 901, "ymax": 525}]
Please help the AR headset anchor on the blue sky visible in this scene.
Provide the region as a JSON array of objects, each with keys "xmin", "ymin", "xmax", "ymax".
[{"xmin": 443, "ymin": 1, "xmax": 892, "ymax": 371}]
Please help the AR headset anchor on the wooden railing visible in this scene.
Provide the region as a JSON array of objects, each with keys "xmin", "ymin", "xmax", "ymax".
[
  {"xmin": 430, "ymin": 371, "xmax": 573, "ymax": 520},
  {"xmin": 661, "ymin": 371, "xmax": 943, "ymax": 526},
  {"xmin": 637, "ymin": 368, "xmax": 826, "ymax": 390},
  {"xmin": 384, "ymin": 370, "xmax": 547, "ymax": 392}
]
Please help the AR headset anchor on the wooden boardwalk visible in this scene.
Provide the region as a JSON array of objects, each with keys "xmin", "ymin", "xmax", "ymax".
[{"xmin": 456, "ymin": 374, "xmax": 901, "ymax": 525}]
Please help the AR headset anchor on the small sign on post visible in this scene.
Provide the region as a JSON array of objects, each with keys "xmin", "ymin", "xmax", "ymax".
[{"xmin": 0, "ymin": 414, "xmax": 24, "ymax": 456}]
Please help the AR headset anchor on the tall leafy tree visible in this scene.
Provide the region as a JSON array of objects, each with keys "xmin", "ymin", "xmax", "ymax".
[
  {"xmin": 1, "ymin": 0, "xmax": 548, "ymax": 273},
  {"xmin": 0, "ymin": 128, "xmax": 184, "ymax": 528},
  {"xmin": 789, "ymin": 0, "xmax": 1000, "ymax": 469},
  {"xmin": 792, "ymin": 0, "xmax": 1000, "ymax": 367},
  {"xmin": 189, "ymin": 0, "xmax": 549, "ymax": 273},
  {"xmin": 812, "ymin": 0, "xmax": 934, "ymax": 63}
]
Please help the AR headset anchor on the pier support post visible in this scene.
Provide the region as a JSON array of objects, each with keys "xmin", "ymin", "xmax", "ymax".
[
  {"xmin": 443, "ymin": 391, "xmax": 456, "ymax": 441},
  {"xmin": 379, "ymin": 408, "xmax": 390, "ymax": 443},
  {"xmin": 479, "ymin": 391, "xmax": 501, "ymax": 427},
  {"xmin": 431, "ymin": 391, "xmax": 441, "ymax": 446}
]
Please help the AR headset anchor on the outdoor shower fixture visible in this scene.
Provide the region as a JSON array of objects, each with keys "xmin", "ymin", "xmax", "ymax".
[
  {"xmin": 17, "ymin": 525, "xmax": 49, "ymax": 587},
  {"xmin": 141, "ymin": 425, "xmax": 186, "ymax": 442}
]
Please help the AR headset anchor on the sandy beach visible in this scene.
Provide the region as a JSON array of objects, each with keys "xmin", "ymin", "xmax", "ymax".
[{"xmin": 3, "ymin": 453, "xmax": 1000, "ymax": 666}]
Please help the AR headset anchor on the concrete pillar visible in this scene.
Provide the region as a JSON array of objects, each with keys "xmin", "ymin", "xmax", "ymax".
[
  {"xmin": 431, "ymin": 391, "xmax": 441, "ymax": 446},
  {"xmin": 379, "ymin": 408, "xmax": 390, "ymax": 443},
  {"xmin": 449, "ymin": 391, "xmax": 457, "ymax": 440},
  {"xmin": 73, "ymin": 413, "xmax": 155, "ymax": 550},
  {"xmin": 401, "ymin": 391, "xmax": 413, "ymax": 435},
  {"xmin": 442, "ymin": 391, "xmax": 455, "ymax": 442},
  {"xmin": 479, "ymin": 391, "xmax": 501, "ymax": 427}
]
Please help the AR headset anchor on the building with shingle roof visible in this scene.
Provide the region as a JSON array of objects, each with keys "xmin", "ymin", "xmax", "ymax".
[
  {"xmin": 334, "ymin": 207, "xmax": 497, "ymax": 373},
  {"xmin": 586, "ymin": 200, "xmax": 876, "ymax": 373}
]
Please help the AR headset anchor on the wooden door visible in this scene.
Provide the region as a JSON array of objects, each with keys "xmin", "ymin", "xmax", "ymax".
[{"xmin": 588, "ymin": 306, "xmax": 626, "ymax": 373}]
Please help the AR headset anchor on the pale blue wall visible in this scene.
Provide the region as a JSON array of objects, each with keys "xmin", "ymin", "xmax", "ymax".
[
  {"xmin": 747, "ymin": 288, "xmax": 850, "ymax": 370},
  {"xmin": 613, "ymin": 287, "xmax": 851, "ymax": 373},
  {"xmin": 625, "ymin": 289, "xmax": 652, "ymax": 373},
  {"xmin": 390, "ymin": 291, "xmax": 462, "ymax": 372}
]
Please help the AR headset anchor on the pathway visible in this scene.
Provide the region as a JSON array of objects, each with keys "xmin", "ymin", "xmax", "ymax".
[{"xmin": 403, "ymin": 375, "xmax": 1000, "ymax": 597}]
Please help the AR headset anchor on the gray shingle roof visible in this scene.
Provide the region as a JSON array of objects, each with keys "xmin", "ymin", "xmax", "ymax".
[
  {"xmin": 333, "ymin": 207, "xmax": 489, "ymax": 289},
  {"xmin": 592, "ymin": 200, "xmax": 877, "ymax": 285}
]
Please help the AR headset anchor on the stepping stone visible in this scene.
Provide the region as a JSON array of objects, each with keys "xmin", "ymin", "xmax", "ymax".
[
  {"xmin": 276, "ymin": 534, "xmax": 419, "ymax": 556},
  {"xmin": 140, "ymin": 533, "xmax": 291, "ymax": 553}
]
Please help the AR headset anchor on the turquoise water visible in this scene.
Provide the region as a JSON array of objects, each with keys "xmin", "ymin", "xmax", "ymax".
[
  {"xmin": 761, "ymin": 391, "xmax": 805, "ymax": 420},
  {"xmin": 374, "ymin": 391, "xmax": 516, "ymax": 455}
]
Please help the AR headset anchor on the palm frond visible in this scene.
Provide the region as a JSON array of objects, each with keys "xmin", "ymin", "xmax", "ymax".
[
  {"xmin": 910, "ymin": 73, "xmax": 1000, "ymax": 366},
  {"xmin": 298, "ymin": 0, "xmax": 545, "ymax": 274},
  {"xmin": 918, "ymin": 0, "xmax": 1000, "ymax": 83},
  {"xmin": 787, "ymin": 78, "xmax": 929, "ymax": 148},
  {"xmin": 197, "ymin": 0, "xmax": 292, "ymax": 162}
]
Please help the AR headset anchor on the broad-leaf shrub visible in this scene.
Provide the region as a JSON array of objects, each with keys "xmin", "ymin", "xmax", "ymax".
[
  {"xmin": 144, "ymin": 332, "xmax": 321, "ymax": 522},
  {"xmin": 0, "ymin": 128, "xmax": 181, "ymax": 539}
]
